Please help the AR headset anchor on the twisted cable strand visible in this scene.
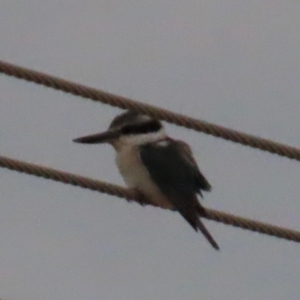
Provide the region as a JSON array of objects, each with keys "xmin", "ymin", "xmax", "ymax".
[
  {"xmin": 1, "ymin": 60, "xmax": 300, "ymax": 162},
  {"xmin": 0, "ymin": 154, "xmax": 299, "ymax": 244}
]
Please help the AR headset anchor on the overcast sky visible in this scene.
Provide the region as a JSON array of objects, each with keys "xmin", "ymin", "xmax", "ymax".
[{"xmin": 1, "ymin": 1, "xmax": 300, "ymax": 300}]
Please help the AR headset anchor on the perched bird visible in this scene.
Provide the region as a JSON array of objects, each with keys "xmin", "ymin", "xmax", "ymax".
[{"xmin": 73, "ymin": 111, "xmax": 219, "ymax": 250}]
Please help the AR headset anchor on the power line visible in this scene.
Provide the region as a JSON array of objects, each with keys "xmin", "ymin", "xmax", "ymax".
[
  {"xmin": 1, "ymin": 60, "xmax": 299, "ymax": 245},
  {"xmin": 0, "ymin": 154, "xmax": 299, "ymax": 244},
  {"xmin": 1, "ymin": 60, "xmax": 300, "ymax": 162}
]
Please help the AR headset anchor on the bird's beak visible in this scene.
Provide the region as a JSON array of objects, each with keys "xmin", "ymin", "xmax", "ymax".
[{"xmin": 73, "ymin": 129, "xmax": 120, "ymax": 144}]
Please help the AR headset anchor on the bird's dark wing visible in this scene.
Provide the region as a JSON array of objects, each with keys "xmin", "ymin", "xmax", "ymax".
[
  {"xmin": 176, "ymin": 140, "xmax": 211, "ymax": 196},
  {"xmin": 140, "ymin": 139, "xmax": 211, "ymax": 202},
  {"xmin": 140, "ymin": 139, "xmax": 219, "ymax": 250}
]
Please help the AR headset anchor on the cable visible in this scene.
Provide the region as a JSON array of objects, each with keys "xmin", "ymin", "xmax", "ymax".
[
  {"xmin": 0, "ymin": 154, "xmax": 299, "ymax": 244},
  {"xmin": 1, "ymin": 60, "xmax": 300, "ymax": 162}
]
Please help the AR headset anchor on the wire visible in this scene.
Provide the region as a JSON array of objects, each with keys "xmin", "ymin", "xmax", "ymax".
[
  {"xmin": 1, "ymin": 60, "xmax": 300, "ymax": 162},
  {"xmin": 1, "ymin": 60, "xmax": 299, "ymax": 245},
  {"xmin": 0, "ymin": 154, "xmax": 299, "ymax": 244}
]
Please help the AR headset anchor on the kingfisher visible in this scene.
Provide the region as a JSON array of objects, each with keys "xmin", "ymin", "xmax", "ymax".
[{"xmin": 73, "ymin": 111, "xmax": 219, "ymax": 250}]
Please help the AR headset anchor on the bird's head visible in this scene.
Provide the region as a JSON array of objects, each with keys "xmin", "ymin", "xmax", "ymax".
[{"xmin": 73, "ymin": 111, "xmax": 167, "ymax": 150}]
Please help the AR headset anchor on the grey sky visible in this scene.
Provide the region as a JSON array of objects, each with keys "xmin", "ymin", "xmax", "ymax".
[{"xmin": 1, "ymin": 1, "xmax": 300, "ymax": 300}]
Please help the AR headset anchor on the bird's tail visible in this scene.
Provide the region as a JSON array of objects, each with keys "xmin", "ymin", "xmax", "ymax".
[
  {"xmin": 177, "ymin": 199, "xmax": 220, "ymax": 250},
  {"xmin": 183, "ymin": 211, "xmax": 219, "ymax": 250},
  {"xmin": 195, "ymin": 217, "xmax": 219, "ymax": 250},
  {"xmin": 182, "ymin": 202, "xmax": 220, "ymax": 250}
]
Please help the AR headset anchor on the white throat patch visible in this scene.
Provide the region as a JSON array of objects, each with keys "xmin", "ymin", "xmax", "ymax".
[{"xmin": 116, "ymin": 129, "xmax": 167, "ymax": 147}]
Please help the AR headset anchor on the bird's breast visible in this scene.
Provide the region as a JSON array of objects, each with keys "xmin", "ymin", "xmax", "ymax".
[{"xmin": 115, "ymin": 145, "xmax": 173, "ymax": 209}]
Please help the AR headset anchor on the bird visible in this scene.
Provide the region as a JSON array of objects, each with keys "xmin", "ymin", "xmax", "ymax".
[{"xmin": 73, "ymin": 110, "xmax": 219, "ymax": 250}]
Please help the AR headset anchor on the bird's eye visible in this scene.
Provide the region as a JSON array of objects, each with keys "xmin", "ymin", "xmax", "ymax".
[
  {"xmin": 121, "ymin": 125, "xmax": 136, "ymax": 134},
  {"xmin": 121, "ymin": 121, "xmax": 162, "ymax": 135}
]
